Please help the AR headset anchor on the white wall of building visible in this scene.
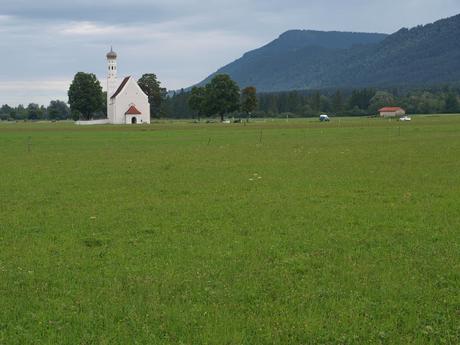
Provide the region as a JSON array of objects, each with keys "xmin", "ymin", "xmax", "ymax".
[
  {"xmin": 380, "ymin": 109, "xmax": 406, "ymax": 117},
  {"xmin": 111, "ymin": 77, "xmax": 150, "ymax": 124},
  {"xmin": 76, "ymin": 119, "xmax": 111, "ymax": 125}
]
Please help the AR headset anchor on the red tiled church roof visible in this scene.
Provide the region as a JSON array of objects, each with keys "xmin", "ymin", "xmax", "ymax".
[
  {"xmin": 379, "ymin": 107, "xmax": 404, "ymax": 112},
  {"xmin": 110, "ymin": 76, "xmax": 131, "ymax": 99},
  {"xmin": 125, "ymin": 105, "xmax": 142, "ymax": 115}
]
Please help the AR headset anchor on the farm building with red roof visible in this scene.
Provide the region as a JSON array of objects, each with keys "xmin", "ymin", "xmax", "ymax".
[{"xmin": 378, "ymin": 107, "xmax": 406, "ymax": 117}]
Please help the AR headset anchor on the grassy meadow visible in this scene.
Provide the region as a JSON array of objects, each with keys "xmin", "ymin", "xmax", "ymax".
[{"xmin": 0, "ymin": 116, "xmax": 459, "ymax": 344}]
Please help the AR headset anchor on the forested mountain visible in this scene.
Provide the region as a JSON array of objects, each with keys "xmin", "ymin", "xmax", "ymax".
[{"xmin": 197, "ymin": 14, "xmax": 460, "ymax": 92}]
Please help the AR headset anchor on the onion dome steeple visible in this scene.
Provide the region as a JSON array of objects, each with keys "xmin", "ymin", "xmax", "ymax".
[{"xmin": 106, "ymin": 46, "xmax": 117, "ymax": 59}]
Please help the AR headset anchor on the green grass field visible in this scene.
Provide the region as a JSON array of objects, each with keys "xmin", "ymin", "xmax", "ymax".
[{"xmin": 0, "ymin": 117, "xmax": 459, "ymax": 344}]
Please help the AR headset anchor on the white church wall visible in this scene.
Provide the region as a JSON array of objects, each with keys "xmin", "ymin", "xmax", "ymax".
[
  {"xmin": 125, "ymin": 114, "xmax": 146, "ymax": 124},
  {"xmin": 112, "ymin": 78, "xmax": 150, "ymax": 124},
  {"xmin": 76, "ymin": 119, "xmax": 111, "ymax": 125}
]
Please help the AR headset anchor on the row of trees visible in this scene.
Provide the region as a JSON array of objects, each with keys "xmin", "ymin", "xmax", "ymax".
[
  {"xmin": 162, "ymin": 85, "xmax": 460, "ymax": 119},
  {"xmin": 2, "ymin": 74, "xmax": 460, "ymax": 121},
  {"xmin": 255, "ymin": 88, "xmax": 460, "ymax": 117},
  {"xmin": 187, "ymin": 75, "xmax": 257, "ymax": 121},
  {"xmin": 0, "ymin": 101, "xmax": 70, "ymax": 121}
]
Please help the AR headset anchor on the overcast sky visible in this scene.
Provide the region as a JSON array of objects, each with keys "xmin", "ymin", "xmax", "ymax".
[{"xmin": 1, "ymin": 0, "xmax": 460, "ymax": 106}]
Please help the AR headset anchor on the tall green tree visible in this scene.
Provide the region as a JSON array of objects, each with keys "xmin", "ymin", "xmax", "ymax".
[
  {"xmin": 320, "ymin": 95, "xmax": 332, "ymax": 113},
  {"xmin": 311, "ymin": 91, "xmax": 321, "ymax": 113},
  {"xmin": 68, "ymin": 72, "xmax": 104, "ymax": 120},
  {"xmin": 241, "ymin": 86, "xmax": 258, "ymax": 120},
  {"xmin": 47, "ymin": 100, "xmax": 70, "ymax": 120},
  {"xmin": 332, "ymin": 90, "xmax": 344, "ymax": 114},
  {"xmin": 102, "ymin": 91, "xmax": 107, "ymax": 117},
  {"xmin": 138, "ymin": 73, "xmax": 166, "ymax": 118},
  {"xmin": 267, "ymin": 94, "xmax": 279, "ymax": 114},
  {"xmin": 348, "ymin": 88, "xmax": 376, "ymax": 113},
  {"xmin": 165, "ymin": 90, "xmax": 193, "ymax": 119},
  {"xmin": 188, "ymin": 87, "xmax": 207, "ymax": 120},
  {"xmin": 0, "ymin": 104, "xmax": 12, "ymax": 120},
  {"xmin": 369, "ymin": 91, "xmax": 396, "ymax": 113},
  {"xmin": 444, "ymin": 93, "xmax": 459, "ymax": 113},
  {"xmin": 287, "ymin": 91, "xmax": 301, "ymax": 113},
  {"xmin": 14, "ymin": 105, "xmax": 26, "ymax": 120},
  {"xmin": 205, "ymin": 74, "xmax": 240, "ymax": 121},
  {"xmin": 0, "ymin": 104, "xmax": 12, "ymax": 121},
  {"xmin": 27, "ymin": 103, "xmax": 43, "ymax": 120},
  {"xmin": 416, "ymin": 92, "xmax": 443, "ymax": 114}
]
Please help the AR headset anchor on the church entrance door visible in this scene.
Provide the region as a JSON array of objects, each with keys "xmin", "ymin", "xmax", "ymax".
[{"xmin": 131, "ymin": 117, "xmax": 137, "ymax": 124}]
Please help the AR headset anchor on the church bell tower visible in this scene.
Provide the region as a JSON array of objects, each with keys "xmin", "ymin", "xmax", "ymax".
[{"xmin": 106, "ymin": 47, "xmax": 118, "ymax": 118}]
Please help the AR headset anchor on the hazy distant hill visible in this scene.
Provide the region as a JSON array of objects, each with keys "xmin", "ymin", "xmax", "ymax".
[{"xmin": 196, "ymin": 14, "xmax": 460, "ymax": 92}]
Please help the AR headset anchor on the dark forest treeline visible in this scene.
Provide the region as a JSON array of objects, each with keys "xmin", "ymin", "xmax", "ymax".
[
  {"xmin": 0, "ymin": 99, "xmax": 105, "ymax": 121},
  {"xmin": 255, "ymin": 87, "xmax": 460, "ymax": 117},
  {"xmin": 2, "ymin": 86, "xmax": 460, "ymax": 121},
  {"xmin": 161, "ymin": 86, "xmax": 460, "ymax": 119},
  {"xmin": 0, "ymin": 101, "xmax": 72, "ymax": 121}
]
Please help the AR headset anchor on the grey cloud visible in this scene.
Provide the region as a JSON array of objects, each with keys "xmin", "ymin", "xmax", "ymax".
[
  {"xmin": 2, "ymin": 0, "xmax": 458, "ymax": 26},
  {"xmin": 1, "ymin": 0, "xmax": 460, "ymax": 105}
]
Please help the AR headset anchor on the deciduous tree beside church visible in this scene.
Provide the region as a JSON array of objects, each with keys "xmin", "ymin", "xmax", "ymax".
[
  {"xmin": 138, "ymin": 74, "xmax": 167, "ymax": 118},
  {"xmin": 68, "ymin": 72, "xmax": 104, "ymax": 120}
]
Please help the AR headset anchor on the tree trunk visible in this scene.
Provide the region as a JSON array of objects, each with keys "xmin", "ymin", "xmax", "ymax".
[{"xmin": 220, "ymin": 113, "xmax": 224, "ymax": 122}]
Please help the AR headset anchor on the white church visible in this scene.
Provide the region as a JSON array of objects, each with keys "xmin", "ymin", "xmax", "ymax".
[{"xmin": 106, "ymin": 48, "xmax": 150, "ymax": 124}]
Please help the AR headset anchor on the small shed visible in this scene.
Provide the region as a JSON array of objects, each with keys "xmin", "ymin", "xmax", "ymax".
[{"xmin": 379, "ymin": 107, "xmax": 406, "ymax": 117}]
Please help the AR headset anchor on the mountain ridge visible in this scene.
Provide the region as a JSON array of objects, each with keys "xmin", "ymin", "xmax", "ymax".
[{"xmin": 194, "ymin": 14, "xmax": 460, "ymax": 92}]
